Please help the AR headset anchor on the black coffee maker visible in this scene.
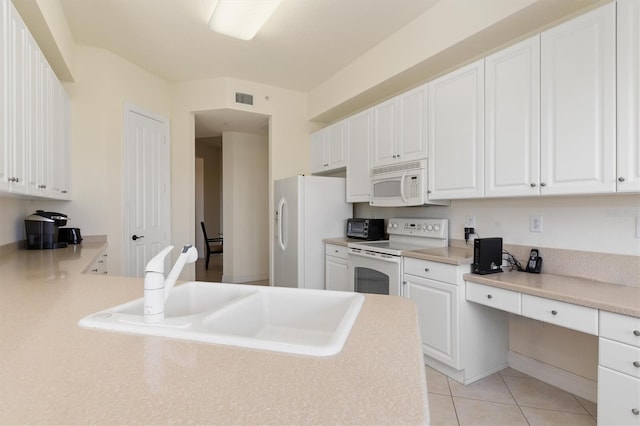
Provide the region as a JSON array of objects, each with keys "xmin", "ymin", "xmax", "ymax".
[{"xmin": 24, "ymin": 210, "xmax": 69, "ymax": 249}]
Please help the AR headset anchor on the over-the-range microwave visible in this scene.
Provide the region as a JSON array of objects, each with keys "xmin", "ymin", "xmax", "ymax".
[{"xmin": 369, "ymin": 160, "xmax": 449, "ymax": 207}]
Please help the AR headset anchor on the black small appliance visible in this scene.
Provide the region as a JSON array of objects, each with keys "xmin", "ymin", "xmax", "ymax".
[
  {"xmin": 472, "ymin": 237, "xmax": 503, "ymax": 275},
  {"xmin": 346, "ymin": 218, "xmax": 385, "ymax": 240},
  {"xmin": 59, "ymin": 227, "xmax": 83, "ymax": 245},
  {"xmin": 24, "ymin": 210, "xmax": 69, "ymax": 249}
]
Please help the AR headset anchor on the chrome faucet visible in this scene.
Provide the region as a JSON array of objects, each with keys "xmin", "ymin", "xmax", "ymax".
[{"xmin": 144, "ymin": 245, "xmax": 198, "ymax": 323}]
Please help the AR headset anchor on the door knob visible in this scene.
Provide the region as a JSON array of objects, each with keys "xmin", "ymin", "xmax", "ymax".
[{"xmin": 131, "ymin": 235, "xmax": 144, "ymax": 241}]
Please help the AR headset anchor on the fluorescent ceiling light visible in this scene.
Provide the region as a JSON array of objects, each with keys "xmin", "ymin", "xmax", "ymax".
[{"xmin": 209, "ymin": 0, "xmax": 282, "ymax": 40}]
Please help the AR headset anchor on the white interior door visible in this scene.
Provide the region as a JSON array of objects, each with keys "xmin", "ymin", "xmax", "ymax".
[{"xmin": 124, "ymin": 105, "xmax": 170, "ymax": 277}]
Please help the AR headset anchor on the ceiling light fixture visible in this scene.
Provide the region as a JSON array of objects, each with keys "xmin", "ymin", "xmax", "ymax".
[{"xmin": 208, "ymin": 0, "xmax": 282, "ymax": 41}]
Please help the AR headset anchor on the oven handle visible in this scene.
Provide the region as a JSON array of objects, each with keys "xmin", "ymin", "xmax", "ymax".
[{"xmin": 348, "ymin": 248, "xmax": 401, "ymax": 264}]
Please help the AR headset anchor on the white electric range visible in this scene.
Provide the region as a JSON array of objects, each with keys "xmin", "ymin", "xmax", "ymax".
[{"xmin": 347, "ymin": 218, "xmax": 448, "ymax": 296}]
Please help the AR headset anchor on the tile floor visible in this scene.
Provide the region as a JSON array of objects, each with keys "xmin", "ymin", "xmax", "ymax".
[{"xmin": 427, "ymin": 366, "xmax": 597, "ymax": 426}]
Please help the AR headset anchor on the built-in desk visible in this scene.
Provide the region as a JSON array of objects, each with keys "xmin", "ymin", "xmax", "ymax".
[{"xmin": 464, "ymin": 271, "xmax": 640, "ymax": 426}]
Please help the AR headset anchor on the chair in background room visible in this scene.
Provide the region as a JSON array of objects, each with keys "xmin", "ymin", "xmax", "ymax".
[{"xmin": 200, "ymin": 221, "xmax": 223, "ymax": 270}]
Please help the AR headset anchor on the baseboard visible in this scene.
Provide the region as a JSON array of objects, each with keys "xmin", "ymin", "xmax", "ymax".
[{"xmin": 508, "ymin": 351, "xmax": 597, "ymax": 402}]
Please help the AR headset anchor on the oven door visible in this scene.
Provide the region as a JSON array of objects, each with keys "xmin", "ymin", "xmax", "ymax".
[{"xmin": 348, "ymin": 248, "xmax": 402, "ymax": 296}]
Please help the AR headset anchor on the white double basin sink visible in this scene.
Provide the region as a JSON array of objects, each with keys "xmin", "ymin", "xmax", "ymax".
[{"xmin": 79, "ymin": 282, "xmax": 364, "ymax": 356}]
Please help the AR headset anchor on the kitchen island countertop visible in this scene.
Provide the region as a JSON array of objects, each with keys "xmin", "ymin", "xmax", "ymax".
[{"xmin": 0, "ymin": 241, "xmax": 429, "ymax": 425}]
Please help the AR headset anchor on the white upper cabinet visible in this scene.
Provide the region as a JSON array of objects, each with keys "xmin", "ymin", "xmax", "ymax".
[
  {"xmin": 0, "ymin": 0, "xmax": 71, "ymax": 200},
  {"xmin": 310, "ymin": 121, "xmax": 346, "ymax": 174},
  {"xmin": 540, "ymin": 3, "xmax": 616, "ymax": 195},
  {"xmin": 428, "ymin": 60, "xmax": 484, "ymax": 200},
  {"xmin": 485, "ymin": 35, "xmax": 540, "ymax": 198},
  {"xmin": 372, "ymin": 85, "xmax": 427, "ymax": 168},
  {"xmin": 617, "ymin": 0, "xmax": 640, "ymax": 193},
  {"xmin": 346, "ymin": 108, "xmax": 372, "ymax": 203},
  {"xmin": 0, "ymin": 0, "xmax": 10, "ymax": 192}
]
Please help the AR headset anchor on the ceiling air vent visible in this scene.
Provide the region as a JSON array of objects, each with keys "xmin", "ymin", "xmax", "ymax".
[{"xmin": 235, "ymin": 92, "xmax": 254, "ymax": 106}]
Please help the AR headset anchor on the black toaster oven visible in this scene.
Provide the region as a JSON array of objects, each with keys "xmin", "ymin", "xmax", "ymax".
[{"xmin": 346, "ymin": 218, "xmax": 385, "ymax": 240}]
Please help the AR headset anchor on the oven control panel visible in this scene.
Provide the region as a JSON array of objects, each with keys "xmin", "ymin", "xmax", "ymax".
[{"xmin": 386, "ymin": 218, "xmax": 448, "ymax": 239}]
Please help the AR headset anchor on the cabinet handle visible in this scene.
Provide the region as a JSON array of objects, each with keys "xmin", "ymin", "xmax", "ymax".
[
  {"xmin": 618, "ymin": 177, "xmax": 625, "ymax": 182},
  {"xmin": 551, "ymin": 310, "xmax": 558, "ymax": 316},
  {"xmin": 632, "ymin": 408, "xmax": 639, "ymax": 415},
  {"xmin": 633, "ymin": 361, "xmax": 640, "ymax": 368},
  {"xmin": 91, "ymin": 268, "xmax": 98, "ymax": 272},
  {"xmin": 424, "ymin": 268, "xmax": 430, "ymax": 273},
  {"xmin": 61, "ymin": 190, "xmax": 67, "ymax": 194},
  {"xmin": 530, "ymin": 183, "xmax": 537, "ymax": 188},
  {"xmin": 14, "ymin": 177, "xmax": 19, "ymax": 183},
  {"xmin": 487, "ymin": 294, "xmax": 493, "ymax": 299},
  {"xmin": 634, "ymin": 330, "xmax": 640, "ymax": 337},
  {"xmin": 540, "ymin": 182, "xmax": 547, "ymax": 187},
  {"xmin": 323, "ymin": 163, "xmax": 329, "ymax": 167}
]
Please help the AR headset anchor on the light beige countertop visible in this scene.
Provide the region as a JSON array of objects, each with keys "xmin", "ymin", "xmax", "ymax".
[
  {"xmin": 464, "ymin": 270, "xmax": 640, "ymax": 318},
  {"xmin": 323, "ymin": 237, "xmax": 367, "ymax": 246},
  {"xmin": 403, "ymin": 246, "xmax": 474, "ymax": 266},
  {"xmin": 0, "ymin": 242, "xmax": 429, "ymax": 425}
]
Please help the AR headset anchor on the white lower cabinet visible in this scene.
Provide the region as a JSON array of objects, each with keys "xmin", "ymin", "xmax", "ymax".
[
  {"xmin": 403, "ymin": 257, "xmax": 508, "ymax": 384},
  {"xmin": 85, "ymin": 249, "xmax": 108, "ymax": 275},
  {"xmin": 598, "ymin": 311, "xmax": 640, "ymax": 426},
  {"xmin": 325, "ymin": 244, "xmax": 351, "ymax": 292}
]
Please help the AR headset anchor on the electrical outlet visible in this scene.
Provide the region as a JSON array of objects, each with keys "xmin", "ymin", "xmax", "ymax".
[
  {"xmin": 465, "ymin": 215, "xmax": 476, "ymax": 228},
  {"xmin": 530, "ymin": 215, "xmax": 543, "ymax": 233}
]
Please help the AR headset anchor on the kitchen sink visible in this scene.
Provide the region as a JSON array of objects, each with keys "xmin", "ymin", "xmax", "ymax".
[{"xmin": 79, "ymin": 282, "xmax": 364, "ymax": 356}]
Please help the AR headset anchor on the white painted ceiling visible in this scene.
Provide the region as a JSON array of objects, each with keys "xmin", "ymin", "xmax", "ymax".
[
  {"xmin": 59, "ymin": 0, "xmax": 440, "ymax": 137},
  {"xmin": 59, "ymin": 0, "xmax": 440, "ymax": 92}
]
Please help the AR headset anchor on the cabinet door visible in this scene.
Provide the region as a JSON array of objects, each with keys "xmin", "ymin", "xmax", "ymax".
[
  {"xmin": 397, "ymin": 85, "xmax": 427, "ymax": 162},
  {"xmin": 485, "ymin": 35, "xmax": 540, "ymax": 197},
  {"xmin": 372, "ymin": 97, "xmax": 398, "ymax": 167},
  {"xmin": 405, "ymin": 274, "xmax": 459, "ymax": 368},
  {"xmin": 59, "ymin": 88, "xmax": 71, "ymax": 198},
  {"xmin": 428, "ymin": 60, "xmax": 484, "ymax": 199},
  {"xmin": 310, "ymin": 129, "xmax": 327, "ymax": 173},
  {"xmin": 540, "ymin": 3, "xmax": 615, "ymax": 195},
  {"xmin": 346, "ymin": 108, "xmax": 372, "ymax": 202},
  {"xmin": 8, "ymin": 7, "xmax": 27, "ymax": 193},
  {"xmin": 0, "ymin": 0, "xmax": 11, "ymax": 192},
  {"xmin": 617, "ymin": 0, "xmax": 640, "ymax": 193},
  {"xmin": 598, "ymin": 366, "xmax": 640, "ymax": 426},
  {"xmin": 327, "ymin": 121, "xmax": 346, "ymax": 169},
  {"xmin": 325, "ymin": 256, "xmax": 351, "ymax": 292}
]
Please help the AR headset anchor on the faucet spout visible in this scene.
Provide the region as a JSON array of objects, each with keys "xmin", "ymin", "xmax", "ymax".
[
  {"xmin": 164, "ymin": 245, "xmax": 199, "ymax": 302},
  {"xmin": 143, "ymin": 245, "xmax": 198, "ymax": 324}
]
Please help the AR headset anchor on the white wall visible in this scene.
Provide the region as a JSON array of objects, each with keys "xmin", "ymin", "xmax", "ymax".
[
  {"xmin": 356, "ymin": 194, "xmax": 640, "ymax": 256},
  {"xmin": 221, "ymin": 132, "xmax": 269, "ymax": 283},
  {"xmin": 0, "ymin": 198, "xmax": 35, "ymax": 245}
]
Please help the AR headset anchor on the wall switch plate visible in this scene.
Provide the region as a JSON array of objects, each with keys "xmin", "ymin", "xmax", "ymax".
[
  {"xmin": 465, "ymin": 215, "xmax": 476, "ymax": 228},
  {"xmin": 530, "ymin": 215, "xmax": 543, "ymax": 233}
]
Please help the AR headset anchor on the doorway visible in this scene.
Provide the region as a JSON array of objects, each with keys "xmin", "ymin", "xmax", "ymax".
[{"xmin": 193, "ymin": 109, "xmax": 270, "ymax": 285}]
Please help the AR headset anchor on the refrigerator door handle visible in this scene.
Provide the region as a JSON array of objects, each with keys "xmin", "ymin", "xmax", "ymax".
[{"xmin": 277, "ymin": 198, "xmax": 287, "ymax": 251}]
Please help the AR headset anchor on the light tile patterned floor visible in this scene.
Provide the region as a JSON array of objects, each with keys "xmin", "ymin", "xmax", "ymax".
[{"xmin": 427, "ymin": 366, "xmax": 597, "ymax": 426}]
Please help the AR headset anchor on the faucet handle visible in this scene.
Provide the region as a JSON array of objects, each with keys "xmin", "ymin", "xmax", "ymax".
[{"xmin": 145, "ymin": 246, "xmax": 174, "ymax": 274}]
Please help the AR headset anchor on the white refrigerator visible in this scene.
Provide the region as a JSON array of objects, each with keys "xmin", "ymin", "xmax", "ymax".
[{"xmin": 274, "ymin": 175, "xmax": 352, "ymax": 289}]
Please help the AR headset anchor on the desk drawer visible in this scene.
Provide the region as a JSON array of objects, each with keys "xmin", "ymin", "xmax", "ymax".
[
  {"xmin": 521, "ymin": 294, "xmax": 598, "ymax": 335},
  {"xmin": 600, "ymin": 338, "xmax": 640, "ymax": 379},
  {"xmin": 600, "ymin": 311, "xmax": 640, "ymax": 348},
  {"xmin": 466, "ymin": 282, "xmax": 521, "ymax": 315},
  {"xmin": 404, "ymin": 257, "xmax": 457, "ymax": 284},
  {"xmin": 325, "ymin": 244, "xmax": 349, "ymax": 260}
]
